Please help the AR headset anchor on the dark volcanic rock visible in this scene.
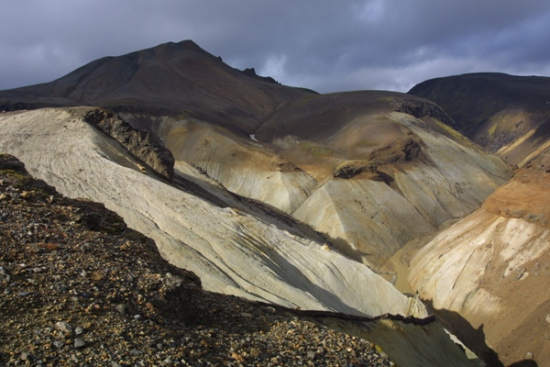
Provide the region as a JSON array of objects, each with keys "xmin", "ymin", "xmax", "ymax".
[
  {"xmin": 409, "ymin": 72, "xmax": 550, "ymax": 166},
  {"xmin": 408, "ymin": 72, "xmax": 550, "ymax": 138},
  {"xmin": 334, "ymin": 162, "xmax": 377, "ymax": 179},
  {"xmin": 84, "ymin": 109, "xmax": 175, "ymax": 181},
  {"xmin": 394, "ymin": 99, "xmax": 455, "ymax": 127},
  {"xmin": 241, "ymin": 67, "xmax": 279, "ymax": 84}
]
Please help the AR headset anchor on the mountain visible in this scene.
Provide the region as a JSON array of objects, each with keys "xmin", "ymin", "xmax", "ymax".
[
  {"xmin": 0, "ymin": 105, "xmax": 482, "ymax": 366},
  {"xmin": 0, "ymin": 40, "xmax": 539, "ymax": 365},
  {"xmin": 0, "ymin": 40, "xmax": 313, "ymax": 135},
  {"xmin": 409, "ymin": 72, "xmax": 550, "ymax": 168}
]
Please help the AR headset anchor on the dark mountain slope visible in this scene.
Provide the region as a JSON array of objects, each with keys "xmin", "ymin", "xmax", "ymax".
[
  {"xmin": 409, "ymin": 72, "xmax": 550, "ymax": 166},
  {"xmin": 0, "ymin": 40, "xmax": 314, "ymax": 134}
]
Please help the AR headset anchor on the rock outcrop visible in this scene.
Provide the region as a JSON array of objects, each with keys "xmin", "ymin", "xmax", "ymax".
[
  {"xmin": 84, "ymin": 108, "xmax": 175, "ymax": 181},
  {"xmin": 393, "ymin": 98, "xmax": 456, "ymax": 127}
]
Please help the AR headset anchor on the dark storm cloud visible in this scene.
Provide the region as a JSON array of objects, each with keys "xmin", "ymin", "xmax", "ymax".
[{"xmin": 1, "ymin": 0, "xmax": 550, "ymax": 93}]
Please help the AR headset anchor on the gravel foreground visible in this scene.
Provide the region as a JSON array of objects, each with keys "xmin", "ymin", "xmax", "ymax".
[{"xmin": 0, "ymin": 154, "xmax": 393, "ymax": 366}]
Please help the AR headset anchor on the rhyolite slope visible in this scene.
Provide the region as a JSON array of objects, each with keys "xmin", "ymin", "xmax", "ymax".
[
  {"xmin": 0, "ymin": 107, "xmax": 418, "ymax": 317},
  {"xmin": 1, "ymin": 152, "xmax": 476, "ymax": 367},
  {"xmin": 147, "ymin": 91, "xmax": 511, "ymax": 269},
  {"xmin": 409, "ymin": 167, "xmax": 550, "ymax": 366}
]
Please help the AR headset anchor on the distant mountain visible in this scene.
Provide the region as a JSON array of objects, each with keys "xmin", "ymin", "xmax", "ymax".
[
  {"xmin": 0, "ymin": 40, "xmax": 313, "ymax": 135},
  {"xmin": 409, "ymin": 72, "xmax": 550, "ymax": 167}
]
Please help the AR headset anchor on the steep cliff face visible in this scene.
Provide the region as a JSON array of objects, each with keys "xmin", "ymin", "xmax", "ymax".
[{"xmin": 409, "ymin": 168, "xmax": 550, "ymax": 366}]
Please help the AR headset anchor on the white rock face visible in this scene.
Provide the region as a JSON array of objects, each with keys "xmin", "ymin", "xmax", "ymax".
[
  {"xmin": 409, "ymin": 210, "xmax": 507, "ymax": 314},
  {"xmin": 388, "ymin": 112, "xmax": 510, "ymax": 226},
  {"xmin": 293, "ymin": 178, "xmax": 434, "ymax": 266},
  {"xmin": 142, "ymin": 112, "xmax": 511, "ymax": 272},
  {"xmin": 410, "ymin": 209, "xmax": 550, "ymax": 314}
]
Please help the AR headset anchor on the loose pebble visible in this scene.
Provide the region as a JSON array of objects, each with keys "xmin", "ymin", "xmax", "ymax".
[{"xmin": 74, "ymin": 338, "xmax": 86, "ymax": 348}]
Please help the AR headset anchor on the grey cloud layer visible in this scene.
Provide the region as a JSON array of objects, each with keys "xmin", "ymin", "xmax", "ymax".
[{"xmin": 2, "ymin": 0, "xmax": 550, "ymax": 92}]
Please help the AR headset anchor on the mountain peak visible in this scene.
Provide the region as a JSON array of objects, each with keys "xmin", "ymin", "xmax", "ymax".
[{"xmin": 144, "ymin": 39, "xmax": 212, "ymax": 57}]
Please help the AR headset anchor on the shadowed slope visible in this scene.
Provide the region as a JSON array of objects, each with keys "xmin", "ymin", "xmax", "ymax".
[{"xmin": 409, "ymin": 72, "xmax": 550, "ymax": 167}]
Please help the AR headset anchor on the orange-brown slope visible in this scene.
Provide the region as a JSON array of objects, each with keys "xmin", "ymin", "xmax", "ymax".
[
  {"xmin": 254, "ymin": 90, "xmax": 456, "ymax": 181},
  {"xmin": 484, "ymin": 168, "xmax": 550, "ymax": 227}
]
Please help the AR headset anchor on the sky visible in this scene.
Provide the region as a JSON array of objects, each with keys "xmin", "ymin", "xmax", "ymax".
[{"xmin": 2, "ymin": 0, "xmax": 550, "ymax": 94}]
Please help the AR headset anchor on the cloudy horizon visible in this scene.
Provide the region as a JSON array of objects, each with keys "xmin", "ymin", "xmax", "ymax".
[{"xmin": 2, "ymin": 0, "xmax": 550, "ymax": 93}]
